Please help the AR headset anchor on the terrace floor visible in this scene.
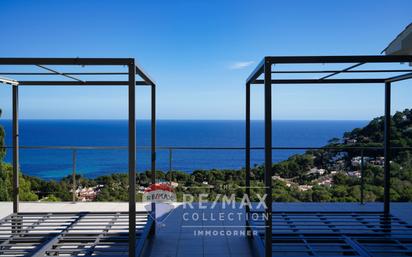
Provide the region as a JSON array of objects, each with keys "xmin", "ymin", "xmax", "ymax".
[{"xmin": 1, "ymin": 202, "xmax": 412, "ymax": 257}]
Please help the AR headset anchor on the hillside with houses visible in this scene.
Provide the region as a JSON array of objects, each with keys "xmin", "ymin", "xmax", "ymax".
[
  {"xmin": 262, "ymin": 108, "xmax": 412, "ymax": 201},
  {"xmin": 0, "ymin": 109, "xmax": 412, "ymax": 202}
]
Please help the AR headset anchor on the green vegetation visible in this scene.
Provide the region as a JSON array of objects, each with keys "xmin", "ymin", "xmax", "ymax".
[
  {"xmin": 0, "ymin": 109, "xmax": 412, "ymax": 202},
  {"xmin": 0, "ymin": 109, "xmax": 5, "ymax": 161},
  {"xmin": 0, "ymin": 162, "xmax": 39, "ymax": 201}
]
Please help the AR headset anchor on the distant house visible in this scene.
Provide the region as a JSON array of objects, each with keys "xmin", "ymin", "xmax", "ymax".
[
  {"xmin": 317, "ymin": 178, "xmax": 333, "ymax": 187},
  {"xmin": 351, "ymin": 156, "xmax": 370, "ymax": 167},
  {"xmin": 348, "ymin": 171, "xmax": 361, "ymax": 178},
  {"xmin": 298, "ymin": 185, "xmax": 313, "ymax": 191},
  {"xmin": 76, "ymin": 185, "xmax": 102, "ymax": 202},
  {"xmin": 345, "ymin": 138, "xmax": 357, "ymax": 144},
  {"xmin": 370, "ymin": 157, "xmax": 385, "ymax": 166},
  {"xmin": 307, "ymin": 168, "xmax": 326, "ymax": 176},
  {"xmin": 272, "ymin": 176, "xmax": 295, "ymax": 188},
  {"xmin": 199, "ymin": 181, "xmax": 214, "ymax": 188}
]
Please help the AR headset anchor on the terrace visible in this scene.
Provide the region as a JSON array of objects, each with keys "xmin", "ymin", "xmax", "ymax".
[
  {"xmin": 1, "ymin": 55, "xmax": 412, "ymax": 257},
  {"xmin": 1, "ymin": 202, "xmax": 412, "ymax": 257}
]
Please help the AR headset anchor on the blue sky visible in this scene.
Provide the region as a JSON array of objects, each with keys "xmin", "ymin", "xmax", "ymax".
[{"xmin": 0, "ymin": 0, "xmax": 411, "ymax": 120}]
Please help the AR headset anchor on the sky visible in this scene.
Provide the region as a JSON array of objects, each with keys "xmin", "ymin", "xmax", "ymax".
[{"xmin": 0, "ymin": 0, "xmax": 411, "ymax": 120}]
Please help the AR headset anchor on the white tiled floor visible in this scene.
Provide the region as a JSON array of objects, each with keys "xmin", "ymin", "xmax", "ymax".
[{"xmin": 149, "ymin": 203, "xmax": 255, "ymax": 257}]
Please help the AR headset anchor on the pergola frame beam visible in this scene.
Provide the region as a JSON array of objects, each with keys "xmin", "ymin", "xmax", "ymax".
[
  {"xmin": 245, "ymin": 55, "xmax": 412, "ymax": 257},
  {"xmin": 248, "ymin": 55, "xmax": 412, "ymax": 84},
  {"xmin": 270, "ymin": 69, "xmax": 412, "ymax": 74},
  {"xmin": 318, "ymin": 62, "xmax": 365, "ymax": 80},
  {"xmin": 36, "ymin": 64, "xmax": 84, "ymax": 83},
  {"xmin": 18, "ymin": 81, "xmax": 150, "ymax": 86},
  {"xmin": 253, "ymin": 78, "xmax": 386, "ymax": 84},
  {"xmin": 0, "ymin": 72, "xmax": 129, "ymax": 75},
  {"xmin": 264, "ymin": 55, "xmax": 412, "ymax": 64},
  {"xmin": 386, "ymin": 72, "xmax": 412, "ymax": 83},
  {"xmin": 0, "ymin": 57, "xmax": 135, "ymax": 65}
]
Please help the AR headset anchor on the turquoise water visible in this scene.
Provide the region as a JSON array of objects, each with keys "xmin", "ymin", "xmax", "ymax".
[{"xmin": 0, "ymin": 120, "xmax": 367, "ymax": 179}]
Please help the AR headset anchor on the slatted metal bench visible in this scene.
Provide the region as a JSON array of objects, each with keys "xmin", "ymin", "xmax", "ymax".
[
  {"xmin": 0, "ymin": 212, "xmax": 154, "ymax": 257},
  {"xmin": 247, "ymin": 211, "xmax": 412, "ymax": 257}
]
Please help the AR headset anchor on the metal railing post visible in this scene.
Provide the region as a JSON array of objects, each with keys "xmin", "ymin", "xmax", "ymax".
[
  {"xmin": 72, "ymin": 149, "xmax": 77, "ymax": 203},
  {"xmin": 320, "ymin": 152, "xmax": 324, "ymax": 169},
  {"xmin": 360, "ymin": 149, "xmax": 364, "ymax": 205},
  {"xmin": 169, "ymin": 148, "xmax": 173, "ymax": 173}
]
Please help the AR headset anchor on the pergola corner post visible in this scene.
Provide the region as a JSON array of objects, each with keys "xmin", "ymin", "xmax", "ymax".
[
  {"xmin": 263, "ymin": 58, "xmax": 273, "ymax": 257},
  {"xmin": 12, "ymin": 85, "xmax": 19, "ymax": 214},
  {"xmin": 245, "ymin": 82, "xmax": 251, "ymax": 219},
  {"xmin": 150, "ymin": 83, "xmax": 156, "ymax": 235},
  {"xmin": 384, "ymin": 81, "xmax": 391, "ymax": 215},
  {"xmin": 128, "ymin": 60, "xmax": 137, "ymax": 257}
]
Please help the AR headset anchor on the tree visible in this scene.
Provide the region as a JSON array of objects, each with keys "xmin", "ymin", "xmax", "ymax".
[
  {"xmin": 328, "ymin": 137, "xmax": 341, "ymax": 145},
  {"xmin": 312, "ymin": 186, "xmax": 332, "ymax": 202}
]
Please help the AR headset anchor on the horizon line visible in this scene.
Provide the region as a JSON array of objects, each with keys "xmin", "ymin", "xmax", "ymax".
[{"xmin": 0, "ymin": 118, "xmax": 370, "ymax": 121}]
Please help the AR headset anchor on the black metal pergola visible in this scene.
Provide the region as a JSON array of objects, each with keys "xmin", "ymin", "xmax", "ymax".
[
  {"xmin": 0, "ymin": 57, "xmax": 156, "ymax": 257},
  {"xmin": 245, "ymin": 55, "xmax": 412, "ymax": 257}
]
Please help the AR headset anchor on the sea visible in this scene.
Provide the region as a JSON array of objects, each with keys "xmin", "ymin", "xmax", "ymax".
[{"xmin": 0, "ymin": 120, "xmax": 367, "ymax": 180}]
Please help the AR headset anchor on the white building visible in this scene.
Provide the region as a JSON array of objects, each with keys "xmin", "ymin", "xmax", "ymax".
[
  {"xmin": 348, "ymin": 171, "xmax": 361, "ymax": 178},
  {"xmin": 298, "ymin": 185, "xmax": 313, "ymax": 191},
  {"xmin": 307, "ymin": 168, "xmax": 326, "ymax": 176},
  {"xmin": 383, "ymin": 23, "xmax": 412, "ymax": 57}
]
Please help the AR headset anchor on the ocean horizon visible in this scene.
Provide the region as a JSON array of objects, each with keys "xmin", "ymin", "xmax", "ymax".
[{"xmin": 0, "ymin": 119, "xmax": 368, "ymax": 180}]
